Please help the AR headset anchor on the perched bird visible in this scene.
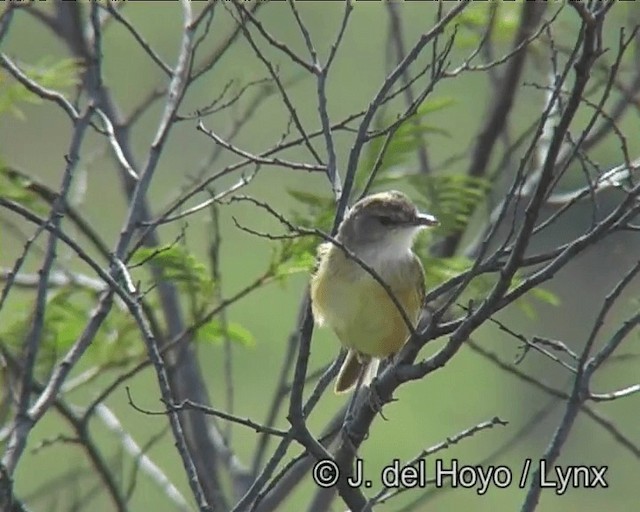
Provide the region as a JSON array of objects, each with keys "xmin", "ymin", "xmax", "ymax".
[{"xmin": 310, "ymin": 190, "xmax": 438, "ymax": 393}]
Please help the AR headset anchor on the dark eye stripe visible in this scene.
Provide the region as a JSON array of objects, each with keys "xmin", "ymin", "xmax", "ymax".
[{"xmin": 378, "ymin": 215, "xmax": 396, "ymax": 226}]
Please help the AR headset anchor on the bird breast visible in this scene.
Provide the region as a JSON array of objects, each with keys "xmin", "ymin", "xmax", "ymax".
[{"xmin": 310, "ymin": 244, "xmax": 420, "ymax": 358}]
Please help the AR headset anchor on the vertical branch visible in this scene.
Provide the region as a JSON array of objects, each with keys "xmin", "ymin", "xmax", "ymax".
[
  {"xmin": 287, "ymin": 0, "xmax": 353, "ymax": 420},
  {"xmin": 251, "ymin": 298, "xmax": 308, "ymax": 477},
  {"xmin": 438, "ymin": 2, "xmax": 547, "ymax": 257},
  {"xmin": 208, "ymin": 197, "xmax": 235, "ymax": 444},
  {"xmin": 312, "ymin": 0, "xmax": 353, "ymax": 198},
  {"xmin": 110, "ymin": 4, "xmax": 216, "ymax": 509},
  {"xmin": 18, "ymin": 1, "xmax": 222, "ymax": 509},
  {"xmin": 1, "ymin": 106, "xmax": 93, "ymax": 475},
  {"xmin": 385, "ymin": 1, "xmax": 431, "ymax": 175},
  {"xmin": 83, "ymin": 0, "xmax": 228, "ymax": 506}
]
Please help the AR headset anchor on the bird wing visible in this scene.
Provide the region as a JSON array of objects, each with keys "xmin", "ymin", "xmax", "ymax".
[
  {"xmin": 411, "ymin": 253, "xmax": 426, "ymax": 321},
  {"xmin": 390, "ymin": 254, "xmax": 425, "ymax": 324}
]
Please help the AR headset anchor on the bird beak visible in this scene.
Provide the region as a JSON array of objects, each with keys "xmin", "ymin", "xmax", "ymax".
[{"xmin": 414, "ymin": 212, "xmax": 439, "ymax": 227}]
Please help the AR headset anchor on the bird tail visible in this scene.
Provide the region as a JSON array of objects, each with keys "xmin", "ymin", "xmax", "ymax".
[{"xmin": 334, "ymin": 350, "xmax": 379, "ymax": 394}]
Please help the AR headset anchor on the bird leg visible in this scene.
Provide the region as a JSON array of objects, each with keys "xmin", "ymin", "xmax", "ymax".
[
  {"xmin": 367, "ymin": 379, "xmax": 386, "ymax": 418},
  {"xmin": 341, "ymin": 362, "xmax": 369, "ymax": 455},
  {"xmin": 366, "ymin": 353, "xmax": 398, "ymax": 416}
]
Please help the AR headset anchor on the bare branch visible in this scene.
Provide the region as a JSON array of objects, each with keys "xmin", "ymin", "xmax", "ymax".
[
  {"xmin": 126, "ymin": 388, "xmax": 289, "ymax": 438},
  {"xmin": 94, "ymin": 404, "xmax": 191, "ymax": 512},
  {"xmin": 0, "ymin": 53, "xmax": 79, "ymax": 121},
  {"xmin": 2, "ymin": 106, "xmax": 93, "ymax": 475},
  {"xmin": 197, "ymin": 122, "xmax": 326, "ymax": 173}
]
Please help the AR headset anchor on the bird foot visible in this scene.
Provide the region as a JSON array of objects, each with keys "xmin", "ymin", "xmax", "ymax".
[{"xmin": 367, "ymin": 378, "xmax": 396, "ymax": 419}]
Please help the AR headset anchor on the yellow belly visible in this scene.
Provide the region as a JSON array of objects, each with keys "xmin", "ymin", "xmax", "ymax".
[{"xmin": 311, "ymin": 251, "xmax": 421, "ymax": 358}]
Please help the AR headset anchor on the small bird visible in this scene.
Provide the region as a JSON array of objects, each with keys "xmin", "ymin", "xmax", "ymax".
[{"xmin": 310, "ymin": 190, "xmax": 438, "ymax": 393}]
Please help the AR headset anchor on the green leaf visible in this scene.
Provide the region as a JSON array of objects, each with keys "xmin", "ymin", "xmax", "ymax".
[
  {"xmin": 275, "ymin": 246, "xmax": 316, "ymax": 278},
  {"xmin": 43, "ymin": 288, "xmax": 88, "ymax": 350},
  {"xmin": 413, "ymin": 97, "xmax": 456, "ymax": 117},
  {"xmin": 90, "ymin": 306, "xmax": 145, "ymax": 365},
  {"xmin": 1, "ymin": 287, "xmax": 95, "ymax": 372},
  {"xmin": 421, "ymin": 255, "xmax": 473, "ymax": 285},
  {"xmin": 420, "ymin": 255, "xmax": 559, "ymax": 321},
  {"xmin": 281, "ymin": 189, "xmax": 336, "ymax": 284},
  {"xmin": 358, "ymin": 96, "xmax": 455, "ymax": 184},
  {"xmin": 196, "ymin": 319, "xmax": 255, "ymax": 347},
  {"xmin": 268, "ymin": 238, "xmax": 318, "ymax": 289},
  {"xmin": 409, "ymin": 173, "xmax": 492, "ymax": 234},
  {"xmin": 530, "ymin": 286, "xmax": 561, "ymax": 307},
  {"xmin": 0, "ymin": 58, "xmax": 80, "ymax": 118},
  {"xmin": 510, "ymin": 272, "xmax": 561, "ymax": 319},
  {"xmin": 130, "ymin": 244, "xmax": 214, "ymax": 295},
  {"xmin": 453, "ymin": 4, "xmax": 519, "ymax": 47},
  {"xmin": 0, "ymin": 167, "xmax": 49, "ymax": 214}
]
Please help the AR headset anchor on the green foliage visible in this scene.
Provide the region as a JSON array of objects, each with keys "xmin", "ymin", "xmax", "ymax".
[
  {"xmin": 356, "ymin": 94, "xmax": 490, "ymax": 238},
  {"xmin": 419, "ymin": 253, "xmax": 560, "ymax": 319},
  {"xmin": 420, "ymin": 254, "xmax": 496, "ymax": 307},
  {"xmin": 0, "ymin": 167, "xmax": 48, "ymax": 214},
  {"xmin": 130, "ymin": 244, "xmax": 214, "ymax": 297},
  {"xmin": 511, "ymin": 272, "xmax": 561, "ymax": 318},
  {"xmin": 92, "ymin": 305, "xmax": 144, "ymax": 366},
  {"xmin": 0, "ymin": 286, "xmax": 142, "ymax": 373},
  {"xmin": 271, "ymin": 189, "xmax": 335, "ymax": 283},
  {"xmin": 271, "ymin": 242, "xmax": 317, "ymax": 282},
  {"xmin": 196, "ymin": 319, "xmax": 255, "ymax": 347},
  {"xmin": 39, "ymin": 288, "xmax": 88, "ymax": 351},
  {"xmin": 358, "ymin": 97, "xmax": 454, "ymax": 186},
  {"xmin": 0, "ymin": 285, "xmax": 153, "ymax": 385},
  {"xmin": 421, "ymin": 255, "xmax": 478, "ymax": 287},
  {"xmin": 370, "ymin": 166, "xmax": 490, "ymax": 237},
  {"xmin": 453, "ymin": 3, "xmax": 519, "ymax": 47},
  {"xmin": 129, "ymin": 243, "xmax": 259, "ymax": 347},
  {"xmin": 1, "ymin": 288, "xmax": 83, "ymax": 355},
  {"xmin": 389, "ymin": 172, "xmax": 491, "ymax": 234},
  {"xmin": 0, "ymin": 58, "xmax": 79, "ymax": 119}
]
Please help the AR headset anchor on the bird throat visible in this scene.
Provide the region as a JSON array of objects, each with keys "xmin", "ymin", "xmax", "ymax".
[{"xmin": 352, "ymin": 237, "xmax": 415, "ymax": 277}]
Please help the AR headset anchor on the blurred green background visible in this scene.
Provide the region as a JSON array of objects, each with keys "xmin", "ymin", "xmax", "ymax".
[{"xmin": 1, "ymin": 2, "xmax": 639, "ymax": 511}]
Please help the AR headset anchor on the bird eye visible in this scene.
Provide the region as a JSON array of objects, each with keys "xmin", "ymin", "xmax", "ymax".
[{"xmin": 377, "ymin": 215, "xmax": 395, "ymax": 226}]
